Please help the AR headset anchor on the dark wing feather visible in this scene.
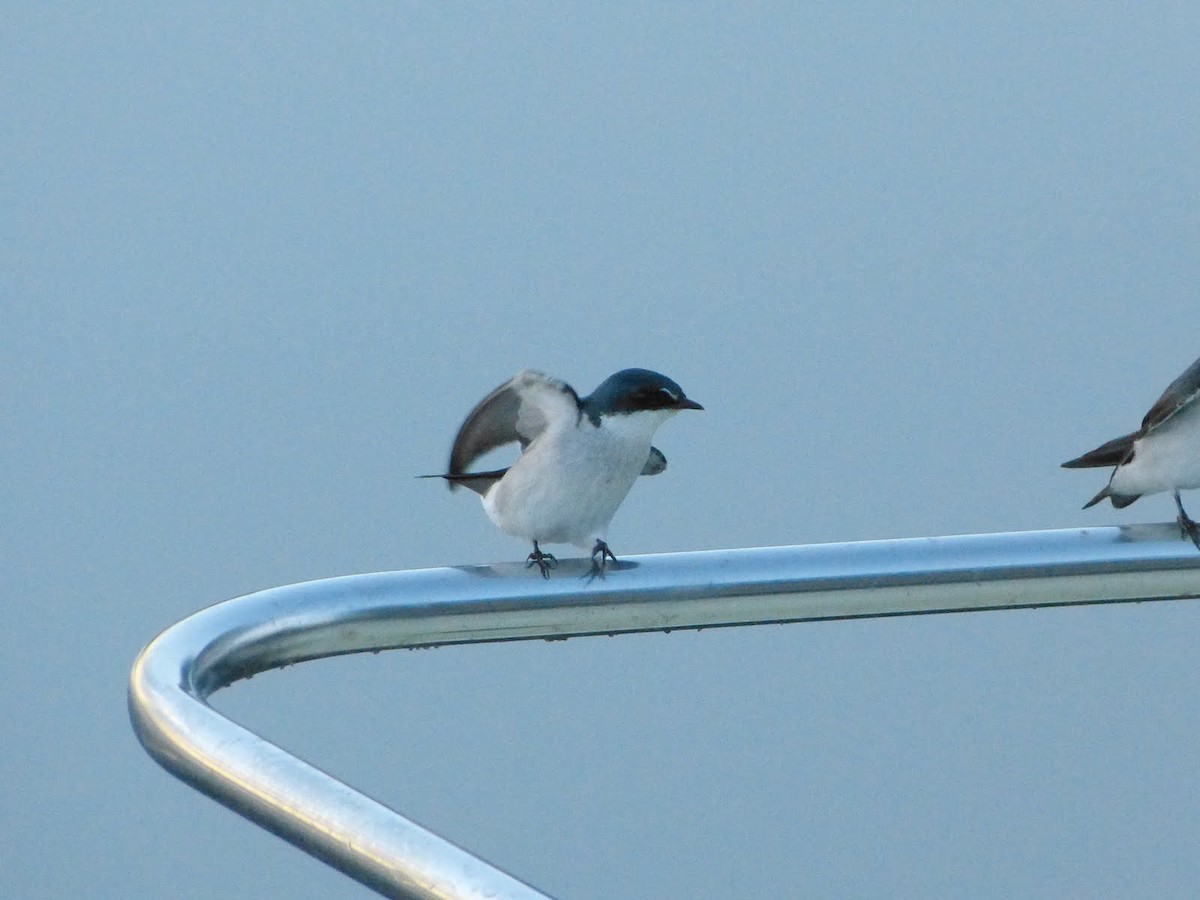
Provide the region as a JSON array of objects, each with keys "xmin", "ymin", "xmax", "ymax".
[
  {"xmin": 1140, "ymin": 355, "xmax": 1200, "ymax": 433},
  {"xmin": 424, "ymin": 468, "xmax": 509, "ymax": 497},
  {"xmin": 448, "ymin": 380, "xmax": 522, "ymax": 477},
  {"xmin": 641, "ymin": 446, "xmax": 667, "ymax": 476},
  {"xmin": 447, "ymin": 370, "xmax": 581, "ymax": 479},
  {"xmin": 1061, "ymin": 432, "xmax": 1138, "ymax": 469}
]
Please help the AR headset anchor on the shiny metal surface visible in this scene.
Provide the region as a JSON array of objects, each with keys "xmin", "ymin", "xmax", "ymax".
[{"xmin": 129, "ymin": 525, "xmax": 1200, "ymax": 898}]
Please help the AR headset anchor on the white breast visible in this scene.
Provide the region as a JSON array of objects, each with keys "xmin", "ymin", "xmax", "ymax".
[
  {"xmin": 482, "ymin": 409, "xmax": 674, "ymax": 548},
  {"xmin": 1110, "ymin": 399, "xmax": 1200, "ymax": 497}
]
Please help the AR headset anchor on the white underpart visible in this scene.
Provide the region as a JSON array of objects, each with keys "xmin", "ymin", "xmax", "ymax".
[
  {"xmin": 1109, "ymin": 398, "xmax": 1200, "ymax": 497},
  {"xmin": 482, "ymin": 408, "xmax": 676, "ymax": 549}
]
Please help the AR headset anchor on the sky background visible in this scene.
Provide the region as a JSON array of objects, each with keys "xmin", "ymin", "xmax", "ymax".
[{"xmin": 6, "ymin": 4, "xmax": 1200, "ymax": 898}]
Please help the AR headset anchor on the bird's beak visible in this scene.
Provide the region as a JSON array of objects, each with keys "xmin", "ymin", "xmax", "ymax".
[{"xmin": 678, "ymin": 398, "xmax": 704, "ymax": 411}]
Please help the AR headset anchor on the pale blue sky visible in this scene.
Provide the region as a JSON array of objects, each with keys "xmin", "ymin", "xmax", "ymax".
[{"xmin": 6, "ymin": 5, "xmax": 1200, "ymax": 897}]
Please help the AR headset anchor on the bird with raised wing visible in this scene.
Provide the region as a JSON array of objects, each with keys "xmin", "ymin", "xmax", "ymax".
[
  {"xmin": 1062, "ymin": 354, "xmax": 1200, "ymax": 549},
  {"xmin": 426, "ymin": 368, "xmax": 703, "ymax": 576}
]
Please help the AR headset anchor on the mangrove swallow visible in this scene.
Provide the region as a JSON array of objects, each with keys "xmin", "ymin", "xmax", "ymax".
[
  {"xmin": 1062, "ymin": 353, "xmax": 1200, "ymax": 549},
  {"xmin": 426, "ymin": 368, "xmax": 702, "ymax": 576}
]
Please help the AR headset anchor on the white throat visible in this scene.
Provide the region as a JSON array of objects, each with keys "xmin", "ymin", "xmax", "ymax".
[{"xmin": 596, "ymin": 408, "xmax": 676, "ymax": 444}]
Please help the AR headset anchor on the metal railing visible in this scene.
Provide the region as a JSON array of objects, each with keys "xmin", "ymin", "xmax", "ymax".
[{"xmin": 128, "ymin": 524, "xmax": 1200, "ymax": 899}]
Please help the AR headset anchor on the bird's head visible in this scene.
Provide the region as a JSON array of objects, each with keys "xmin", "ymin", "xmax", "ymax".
[{"xmin": 584, "ymin": 368, "xmax": 703, "ymax": 426}]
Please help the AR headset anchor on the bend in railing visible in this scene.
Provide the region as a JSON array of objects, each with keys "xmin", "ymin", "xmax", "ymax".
[{"xmin": 129, "ymin": 525, "xmax": 1200, "ymax": 899}]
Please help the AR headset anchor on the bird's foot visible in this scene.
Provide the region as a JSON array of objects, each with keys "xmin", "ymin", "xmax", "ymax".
[
  {"xmin": 1178, "ymin": 513, "xmax": 1200, "ymax": 551},
  {"xmin": 586, "ymin": 540, "xmax": 618, "ymax": 580},
  {"xmin": 526, "ymin": 542, "xmax": 558, "ymax": 578},
  {"xmin": 1173, "ymin": 492, "xmax": 1200, "ymax": 551}
]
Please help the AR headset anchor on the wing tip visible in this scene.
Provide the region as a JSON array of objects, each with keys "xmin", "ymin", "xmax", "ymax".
[
  {"xmin": 416, "ymin": 473, "xmax": 461, "ymax": 491},
  {"xmin": 1061, "ymin": 431, "xmax": 1138, "ymax": 470},
  {"xmin": 640, "ymin": 446, "xmax": 668, "ymax": 476}
]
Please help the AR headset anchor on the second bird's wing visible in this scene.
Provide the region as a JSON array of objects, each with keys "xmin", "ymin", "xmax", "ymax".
[
  {"xmin": 1141, "ymin": 355, "xmax": 1200, "ymax": 435},
  {"xmin": 448, "ymin": 370, "xmax": 583, "ymax": 477},
  {"xmin": 1062, "ymin": 354, "xmax": 1200, "ymax": 471}
]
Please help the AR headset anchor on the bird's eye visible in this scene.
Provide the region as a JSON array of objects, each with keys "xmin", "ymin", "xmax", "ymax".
[{"xmin": 659, "ymin": 388, "xmax": 677, "ymax": 402}]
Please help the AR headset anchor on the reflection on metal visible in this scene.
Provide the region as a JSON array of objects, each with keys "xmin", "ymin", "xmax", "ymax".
[{"xmin": 129, "ymin": 525, "xmax": 1200, "ymax": 898}]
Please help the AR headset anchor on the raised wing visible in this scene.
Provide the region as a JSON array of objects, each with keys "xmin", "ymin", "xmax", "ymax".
[
  {"xmin": 448, "ymin": 370, "xmax": 582, "ymax": 478},
  {"xmin": 1141, "ymin": 354, "xmax": 1200, "ymax": 434}
]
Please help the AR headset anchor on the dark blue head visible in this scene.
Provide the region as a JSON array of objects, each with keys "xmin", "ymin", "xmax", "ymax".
[{"xmin": 584, "ymin": 368, "xmax": 703, "ymax": 418}]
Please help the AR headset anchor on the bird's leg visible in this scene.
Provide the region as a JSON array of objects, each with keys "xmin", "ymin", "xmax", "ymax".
[
  {"xmin": 1174, "ymin": 491, "xmax": 1200, "ymax": 551},
  {"xmin": 589, "ymin": 539, "xmax": 618, "ymax": 577},
  {"xmin": 526, "ymin": 540, "xmax": 557, "ymax": 578}
]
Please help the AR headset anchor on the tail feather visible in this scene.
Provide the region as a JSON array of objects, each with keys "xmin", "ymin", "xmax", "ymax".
[
  {"xmin": 1081, "ymin": 484, "xmax": 1140, "ymax": 510},
  {"xmin": 1062, "ymin": 432, "xmax": 1138, "ymax": 469}
]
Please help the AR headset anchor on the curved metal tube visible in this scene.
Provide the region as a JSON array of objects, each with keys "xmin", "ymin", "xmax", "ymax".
[{"xmin": 129, "ymin": 525, "xmax": 1200, "ymax": 898}]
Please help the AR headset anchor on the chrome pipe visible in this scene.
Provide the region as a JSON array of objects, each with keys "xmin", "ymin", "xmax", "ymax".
[{"xmin": 129, "ymin": 524, "xmax": 1200, "ymax": 898}]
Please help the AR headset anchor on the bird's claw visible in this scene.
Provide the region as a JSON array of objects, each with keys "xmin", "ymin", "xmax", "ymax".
[
  {"xmin": 1179, "ymin": 514, "xmax": 1200, "ymax": 551},
  {"xmin": 1173, "ymin": 492, "xmax": 1200, "ymax": 552},
  {"xmin": 585, "ymin": 540, "xmax": 618, "ymax": 580},
  {"xmin": 526, "ymin": 543, "xmax": 558, "ymax": 578}
]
